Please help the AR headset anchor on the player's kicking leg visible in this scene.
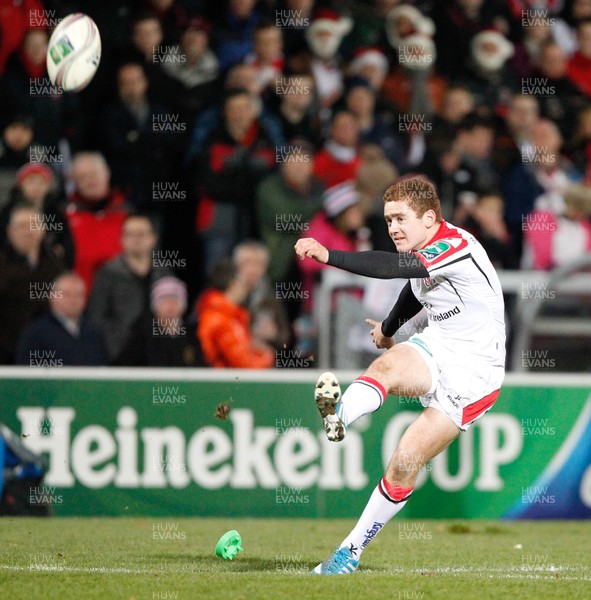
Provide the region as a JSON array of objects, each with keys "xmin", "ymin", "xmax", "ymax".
[
  {"xmin": 312, "ymin": 346, "xmax": 459, "ymax": 574},
  {"xmin": 314, "ymin": 345, "xmax": 432, "ymax": 442}
]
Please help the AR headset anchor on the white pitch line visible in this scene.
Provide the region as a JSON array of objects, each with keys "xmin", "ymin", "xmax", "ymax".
[
  {"xmin": 1, "ymin": 564, "xmax": 590, "ymax": 581},
  {"xmin": 0, "ymin": 565, "xmax": 146, "ymax": 574}
]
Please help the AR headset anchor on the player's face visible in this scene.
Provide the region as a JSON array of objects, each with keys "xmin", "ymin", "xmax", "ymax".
[{"xmin": 384, "ymin": 200, "xmax": 435, "ymax": 252}]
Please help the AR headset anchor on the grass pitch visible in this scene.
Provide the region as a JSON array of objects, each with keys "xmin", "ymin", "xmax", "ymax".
[{"xmin": 1, "ymin": 517, "xmax": 590, "ymax": 599}]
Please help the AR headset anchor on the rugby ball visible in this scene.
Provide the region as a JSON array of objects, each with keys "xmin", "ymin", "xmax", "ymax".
[{"xmin": 46, "ymin": 13, "xmax": 101, "ymax": 92}]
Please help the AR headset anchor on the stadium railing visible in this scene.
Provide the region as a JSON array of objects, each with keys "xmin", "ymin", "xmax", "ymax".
[{"xmin": 314, "ymin": 265, "xmax": 591, "ymax": 371}]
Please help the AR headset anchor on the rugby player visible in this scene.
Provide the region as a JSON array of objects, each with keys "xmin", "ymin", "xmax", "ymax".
[{"xmin": 294, "ymin": 176, "xmax": 506, "ymax": 574}]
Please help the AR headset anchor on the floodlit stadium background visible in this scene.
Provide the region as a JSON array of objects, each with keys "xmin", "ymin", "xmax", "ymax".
[{"xmin": 1, "ymin": 3, "xmax": 591, "ymax": 597}]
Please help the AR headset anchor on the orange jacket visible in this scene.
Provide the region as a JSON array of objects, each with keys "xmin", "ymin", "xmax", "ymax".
[{"xmin": 196, "ymin": 289, "xmax": 274, "ymax": 369}]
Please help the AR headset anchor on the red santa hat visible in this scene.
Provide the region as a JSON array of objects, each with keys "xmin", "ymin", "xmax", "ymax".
[
  {"xmin": 397, "ymin": 34, "xmax": 436, "ymax": 72},
  {"xmin": 349, "ymin": 47, "xmax": 389, "ymax": 77},
  {"xmin": 471, "ymin": 29, "xmax": 514, "ymax": 72},
  {"xmin": 305, "ymin": 9, "xmax": 353, "ymax": 59},
  {"xmin": 386, "ymin": 4, "xmax": 435, "ymax": 48}
]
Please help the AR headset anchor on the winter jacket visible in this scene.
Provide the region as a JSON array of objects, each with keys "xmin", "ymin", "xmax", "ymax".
[
  {"xmin": 0, "ymin": 243, "xmax": 65, "ymax": 363},
  {"xmin": 88, "ymin": 255, "xmax": 171, "ymax": 360},
  {"xmin": 65, "ymin": 190, "xmax": 129, "ymax": 293},
  {"xmin": 196, "ymin": 289, "xmax": 274, "ymax": 368},
  {"xmin": 15, "ymin": 312, "xmax": 108, "ymax": 366},
  {"xmin": 256, "ymin": 171, "xmax": 324, "ymax": 282},
  {"xmin": 299, "ymin": 211, "xmax": 358, "ymax": 310}
]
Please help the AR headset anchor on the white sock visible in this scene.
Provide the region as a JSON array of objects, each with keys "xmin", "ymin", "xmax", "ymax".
[
  {"xmin": 337, "ymin": 376, "xmax": 386, "ymax": 428},
  {"xmin": 339, "ymin": 478, "xmax": 413, "ymax": 560}
]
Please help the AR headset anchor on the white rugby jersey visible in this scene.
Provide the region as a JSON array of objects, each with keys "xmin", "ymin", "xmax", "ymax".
[{"xmin": 411, "ymin": 221, "xmax": 506, "ymax": 365}]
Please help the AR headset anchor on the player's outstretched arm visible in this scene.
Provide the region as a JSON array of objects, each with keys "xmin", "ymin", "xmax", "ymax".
[
  {"xmin": 294, "ymin": 241, "xmax": 428, "ymax": 279},
  {"xmin": 327, "ymin": 249, "xmax": 428, "ymax": 279}
]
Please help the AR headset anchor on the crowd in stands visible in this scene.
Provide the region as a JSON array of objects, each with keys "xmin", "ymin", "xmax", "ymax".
[{"xmin": 1, "ymin": 0, "xmax": 591, "ymax": 368}]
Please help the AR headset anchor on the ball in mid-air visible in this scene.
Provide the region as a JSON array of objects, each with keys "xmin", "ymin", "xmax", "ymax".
[{"xmin": 46, "ymin": 13, "xmax": 101, "ymax": 92}]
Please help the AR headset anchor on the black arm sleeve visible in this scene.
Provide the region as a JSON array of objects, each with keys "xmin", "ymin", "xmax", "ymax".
[
  {"xmin": 327, "ymin": 250, "xmax": 429, "ymax": 279},
  {"xmin": 381, "ymin": 281, "xmax": 424, "ymax": 337}
]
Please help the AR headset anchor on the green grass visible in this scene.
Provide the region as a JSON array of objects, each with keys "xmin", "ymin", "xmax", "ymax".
[{"xmin": 1, "ymin": 517, "xmax": 590, "ymax": 599}]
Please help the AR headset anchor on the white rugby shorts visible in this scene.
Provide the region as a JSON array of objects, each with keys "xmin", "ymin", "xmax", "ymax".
[{"xmin": 399, "ymin": 331, "xmax": 505, "ymax": 431}]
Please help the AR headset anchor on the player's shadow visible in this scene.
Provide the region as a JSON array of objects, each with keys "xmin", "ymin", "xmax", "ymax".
[{"xmin": 154, "ymin": 553, "xmax": 378, "ymax": 574}]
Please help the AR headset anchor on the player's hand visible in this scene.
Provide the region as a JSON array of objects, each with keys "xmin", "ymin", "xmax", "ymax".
[
  {"xmin": 365, "ymin": 319, "xmax": 394, "ymax": 349},
  {"xmin": 294, "ymin": 238, "xmax": 329, "ymax": 263}
]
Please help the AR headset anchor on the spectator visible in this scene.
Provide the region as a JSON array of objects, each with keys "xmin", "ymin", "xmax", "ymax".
[
  {"xmin": 431, "ymin": 85, "xmax": 475, "ymax": 141},
  {"xmin": 524, "ymin": 183, "xmax": 591, "ymax": 270},
  {"xmin": 197, "ymin": 88, "xmax": 278, "ymax": 269},
  {"xmin": 213, "ymin": 0, "xmax": 261, "ymax": 71},
  {"xmin": 558, "ymin": 0, "xmax": 591, "ymax": 55},
  {"xmin": 347, "ymin": 47, "xmax": 399, "ymax": 119},
  {"xmin": 15, "ymin": 272, "xmax": 108, "ymax": 366},
  {"xmin": 0, "ymin": 114, "xmax": 36, "ymax": 201},
  {"xmin": 421, "ymin": 113, "xmax": 498, "ymax": 220},
  {"xmin": 509, "ymin": 18, "xmax": 553, "ymax": 80},
  {"xmin": 567, "ymin": 19, "xmax": 591, "ymax": 98},
  {"xmin": 99, "ymin": 62, "xmax": 181, "ymax": 210},
  {"xmin": 567, "ymin": 105, "xmax": 591, "ymax": 183},
  {"xmin": 345, "ymin": 0, "xmax": 397, "ymax": 52},
  {"xmin": 280, "ymin": 0, "xmax": 315, "ymax": 58},
  {"xmin": 313, "ymin": 111, "xmax": 361, "ymax": 188},
  {"xmin": 347, "ymin": 48, "xmax": 389, "ymax": 94},
  {"xmin": 525, "ymin": 119, "xmax": 580, "ymax": 213},
  {"xmin": 385, "ymin": 4, "xmax": 436, "ymax": 56},
  {"xmin": 493, "ymin": 93, "xmax": 540, "ymax": 175},
  {"xmin": 345, "ymin": 77, "xmax": 409, "ymax": 172},
  {"xmin": 65, "ymin": 152, "xmax": 130, "ymax": 292},
  {"xmin": 256, "ymin": 143, "xmax": 324, "ymax": 284},
  {"xmin": 116, "ymin": 275, "xmax": 205, "ymax": 366},
  {"xmin": 383, "ymin": 5, "xmax": 446, "ymax": 119},
  {"xmin": 233, "ymin": 240, "xmax": 291, "ymax": 350},
  {"xmin": 2, "ymin": 28, "xmax": 81, "ymax": 149},
  {"xmin": 458, "ymin": 29, "xmax": 517, "ymax": 112},
  {"xmin": 440, "ymin": 85, "xmax": 475, "ymax": 122},
  {"xmin": 430, "ymin": 0, "xmax": 503, "ymax": 80},
  {"xmin": 419, "ymin": 136, "xmax": 462, "ymax": 220},
  {"xmin": 531, "ymin": 41, "xmax": 588, "ymax": 139},
  {"xmin": 184, "ymin": 62, "xmax": 285, "ymax": 163},
  {"xmin": 144, "ymin": 0, "xmax": 192, "ymax": 46},
  {"xmin": 128, "ymin": 11, "xmax": 180, "ymax": 107},
  {"xmin": 244, "ymin": 20, "xmax": 284, "ymax": 94},
  {"xmin": 299, "ymin": 180, "xmax": 367, "ymax": 309},
  {"xmin": 0, "ymin": 205, "xmax": 65, "ymax": 363},
  {"xmin": 88, "ymin": 213, "xmax": 169, "ymax": 361},
  {"xmin": 356, "ymin": 145, "xmax": 399, "ymax": 252},
  {"xmin": 0, "ymin": 163, "xmax": 74, "ymax": 266},
  {"xmin": 273, "ymin": 74, "xmax": 322, "ymax": 147},
  {"xmin": 502, "ymin": 119, "xmax": 580, "ymax": 258},
  {"xmin": 453, "ymin": 113, "xmax": 498, "ymax": 203},
  {"xmin": 462, "ymin": 193, "xmax": 518, "ymax": 269},
  {"xmin": 160, "ymin": 17, "xmax": 221, "ymax": 123},
  {"xmin": 0, "ymin": 0, "xmax": 44, "ymax": 75},
  {"xmin": 196, "ymin": 259, "xmax": 275, "ymax": 368},
  {"xmin": 301, "ymin": 9, "xmax": 353, "ymax": 114}
]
